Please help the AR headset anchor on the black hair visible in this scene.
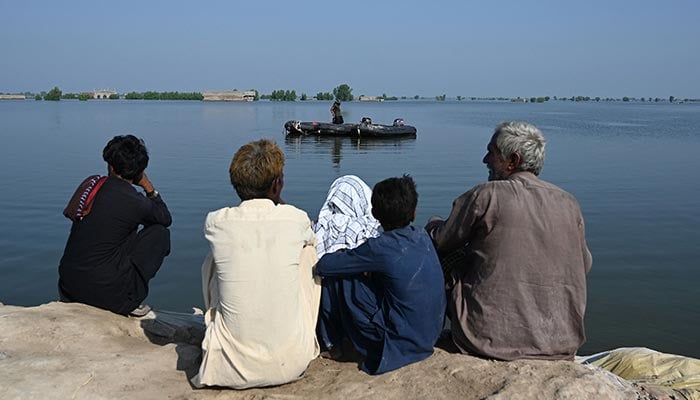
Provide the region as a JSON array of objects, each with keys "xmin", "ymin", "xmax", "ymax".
[
  {"xmin": 371, "ymin": 174, "xmax": 417, "ymax": 231},
  {"xmin": 102, "ymin": 135, "xmax": 149, "ymax": 181}
]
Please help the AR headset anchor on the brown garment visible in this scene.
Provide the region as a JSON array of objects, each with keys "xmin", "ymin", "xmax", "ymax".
[{"xmin": 425, "ymin": 172, "xmax": 592, "ymax": 361}]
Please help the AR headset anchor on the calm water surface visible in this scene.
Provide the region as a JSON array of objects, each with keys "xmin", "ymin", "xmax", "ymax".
[{"xmin": 1, "ymin": 100, "xmax": 698, "ymax": 357}]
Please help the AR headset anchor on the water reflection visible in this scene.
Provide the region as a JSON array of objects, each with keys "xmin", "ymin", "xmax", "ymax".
[{"xmin": 283, "ymin": 135, "xmax": 416, "ymax": 169}]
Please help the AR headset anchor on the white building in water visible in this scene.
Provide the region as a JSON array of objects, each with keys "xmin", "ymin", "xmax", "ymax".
[
  {"xmin": 92, "ymin": 90, "xmax": 117, "ymax": 99},
  {"xmin": 202, "ymin": 90, "xmax": 256, "ymax": 102}
]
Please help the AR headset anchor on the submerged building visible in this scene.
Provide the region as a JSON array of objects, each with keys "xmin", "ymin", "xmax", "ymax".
[
  {"xmin": 202, "ymin": 90, "xmax": 256, "ymax": 102},
  {"xmin": 92, "ymin": 90, "xmax": 117, "ymax": 99},
  {"xmin": 0, "ymin": 94, "xmax": 25, "ymax": 100},
  {"xmin": 358, "ymin": 95, "xmax": 384, "ymax": 102}
]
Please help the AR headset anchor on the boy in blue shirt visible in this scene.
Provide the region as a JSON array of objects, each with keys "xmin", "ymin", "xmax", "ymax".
[{"xmin": 315, "ymin": 175, "xmax": 446, "ymax": 374}]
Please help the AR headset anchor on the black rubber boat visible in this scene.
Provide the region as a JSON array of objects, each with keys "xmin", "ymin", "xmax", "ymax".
[{"xmin": 284, "ymin": 118, "xmax": 417, "ymax": 138}]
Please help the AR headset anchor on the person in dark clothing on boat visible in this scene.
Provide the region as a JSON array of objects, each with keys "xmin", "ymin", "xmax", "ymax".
[
  {"xmin": 58, "ymin": 135, "xmax": 171, "ymax": 316},
  {"xmin": 315, "ymin": 175, "xmax": 446, "ymax": 375},
  {"xmin": 330, "ymin": 100, "xmax": 344, "ymax": 124}
]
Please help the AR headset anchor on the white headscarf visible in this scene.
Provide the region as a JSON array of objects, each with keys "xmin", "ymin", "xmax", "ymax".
[{"xmin": 314, "ymin": 175, "xmax": 381, "ymax": 258}]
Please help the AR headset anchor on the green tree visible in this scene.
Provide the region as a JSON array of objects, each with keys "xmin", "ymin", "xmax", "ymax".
[
  {"xmin": 78, "ymin": 93, "xmax": 91, "ymax": 101},
  {"xmin": 333, "ymin": 84, "xmax": 353, "ymax": 101},
  {"xmin": 669, "ymin": 96, "xmax": 675, "ymax": 103},
  {"xmin": 269, "ymin": 89, "xmax": 297, "ymax": 101},
  {"xmin": 456, "ymin": 96, "xmax": 463, "ymax": 101},
  {"xmin": 109, "ymin": 93, "xmax": 119, "ymax": 100},
  {"xmin": 34, "ymin": 94, "xmax": 42, "ymax": 101},
  {"xmin": 622, "ymin": 96, "xmax": 630, "ymax": 102},
  {"xmin": 436, "ymin": 94, "xmax": 446, "ymax": 101},
  {"xmin": 413, "ymin": 95, "xmax": 419, "ymax": 100},
  {"xmin": 300, "ymin": 93, "xmax": 308, "ymax": 100},
  {"xmin": 143, "ymin": 91, "xmax": 159, "ymax": 100},
  {"xmin": 44, "ymin": 86, "xmax": 62, "ymax": 101}
]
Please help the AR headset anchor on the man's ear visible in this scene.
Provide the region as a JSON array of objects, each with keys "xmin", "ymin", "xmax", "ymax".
[
  {"xmin": 267, "ymin": 176, "xmax": 284, "ymax": 203},
  {"xmin": 507, "ymin": 152, "xmax": 521, "ymax": 171}
]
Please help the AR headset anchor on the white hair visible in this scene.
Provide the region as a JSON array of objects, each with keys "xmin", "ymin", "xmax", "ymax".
[{"xmin": 493, "ymin": 121, "xmax": 546, "ymax": 175}]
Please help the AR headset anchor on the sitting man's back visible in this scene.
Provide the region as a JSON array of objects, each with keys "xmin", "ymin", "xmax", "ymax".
[
  {"xmin": 58, "ymin": 134, "xmax": 171, "ymax": 316},
  {"xmin": 193, "ymin": 139, "xmax": 320, "ymax": 389},
  {"xmin": 425, "ymin": 121, "xmax": 592, "ymax": 361}
]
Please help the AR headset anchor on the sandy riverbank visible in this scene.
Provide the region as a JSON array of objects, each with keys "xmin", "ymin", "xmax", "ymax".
[{"xmin": 0, "ymin": 302, "xmax": 669, "ymax": 399}]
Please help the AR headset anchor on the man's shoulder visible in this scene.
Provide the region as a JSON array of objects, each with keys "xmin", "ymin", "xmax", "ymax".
[
  {"xmin": 453, "ymin": 181, "xmax": 495, "ymax": 205},
  {"xmin": 523, "ymin": 176, "xmax": 579, "ymax": 202},
  {"xmin": 276, "ymin": 203, "xmax": 311, "ymax": 219},
  {"xmin": 204, "ymin": 202, "xmax": 310, "ymax": 226},
  {"xmin": 98, "ymin": 177, "xmax": 145, "ymax": 206}
]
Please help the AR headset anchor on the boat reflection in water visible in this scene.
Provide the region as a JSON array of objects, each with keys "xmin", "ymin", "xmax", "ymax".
[{"xmin": 284, "ymin": 134, "xmax": 417, "ymax": 169}]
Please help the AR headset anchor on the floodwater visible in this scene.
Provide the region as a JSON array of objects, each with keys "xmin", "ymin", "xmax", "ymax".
[{"xmin": 0, "ymin": 99, "xmax": 698, "ymax": 357}]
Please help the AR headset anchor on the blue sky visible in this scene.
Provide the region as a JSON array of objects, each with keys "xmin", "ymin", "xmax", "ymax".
[{"xmin": 1, "ymin": 0, "xmax": 698, "ymax": 98}]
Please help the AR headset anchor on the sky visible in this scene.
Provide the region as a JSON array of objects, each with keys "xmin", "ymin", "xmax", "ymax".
[{"xmin": 1, "ymin": 0, "xmax": 699, "ymax": 98}]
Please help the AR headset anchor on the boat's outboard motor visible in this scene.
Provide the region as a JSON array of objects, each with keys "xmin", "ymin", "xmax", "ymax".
[
  {"xmin": 361, "ymin": 117, "xmax": 372, "ymax": 125},
  {"xmin": 393, "ymin": 118, "xmax": 405, "ymax": 126}
]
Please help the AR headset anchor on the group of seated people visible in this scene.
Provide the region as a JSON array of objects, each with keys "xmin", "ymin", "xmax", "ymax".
[{"xmin": 58, "ymin": 121, "xmax": 592, "ymax": 389}]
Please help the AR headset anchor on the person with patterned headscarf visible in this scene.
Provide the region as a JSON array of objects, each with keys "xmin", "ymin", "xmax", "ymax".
[{"xmin": 314, "ymin": 175, "xmax": 381, "ymax": 258}]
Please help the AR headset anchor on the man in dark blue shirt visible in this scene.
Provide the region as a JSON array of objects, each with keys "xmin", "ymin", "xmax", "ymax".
[{"xmin": 315, "ymin": 175, "xmax": 445, "ymax": 374}]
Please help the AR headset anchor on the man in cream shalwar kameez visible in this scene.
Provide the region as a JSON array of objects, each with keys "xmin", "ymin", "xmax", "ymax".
[{"xmin": 192, "ymin": 139, "xmax": 321, "ymax": 389}]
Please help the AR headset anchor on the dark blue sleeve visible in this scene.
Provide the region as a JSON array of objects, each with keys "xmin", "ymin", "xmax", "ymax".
[
  {"xmin": 315, "ymin": 237, "xmax": 387, "ymax": 277},
  {"xmin": 140, "ymin": 194, "xmax": 172, "ymax": 227}
]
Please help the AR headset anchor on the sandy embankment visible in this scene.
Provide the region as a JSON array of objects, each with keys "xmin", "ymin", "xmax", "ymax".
[{"xmin": 0, "ymin": 302, "xmax": 662, "ymax": 399}]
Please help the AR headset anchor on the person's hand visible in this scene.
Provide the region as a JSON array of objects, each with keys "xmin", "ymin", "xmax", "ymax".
[
  {"xmin": 136, "ymin": 172, "xmax": 155, "ymax": 193},
  {"xmin": 424, "ymin": 216, "xmax": 445, "ymax": 233}
]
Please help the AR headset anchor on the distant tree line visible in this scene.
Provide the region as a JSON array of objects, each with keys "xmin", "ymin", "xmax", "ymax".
[
  {"xmin": 266, "ymin": 90, "xmax": 298, "ymax": 101},
  {"xmin": 315, "ymin": 92, "xmax": 333, "ymax": 101},
  {"xmin": 20, "ymin": 85, "xmax": 699, "ymax": 104}
]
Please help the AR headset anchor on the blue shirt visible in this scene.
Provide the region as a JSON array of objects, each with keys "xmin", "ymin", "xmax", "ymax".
[{"xmin": 315, "ymin": 225, "xmax": 446, "ymax": 374}]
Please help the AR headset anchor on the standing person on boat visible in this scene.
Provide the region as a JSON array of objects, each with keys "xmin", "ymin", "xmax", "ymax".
[
  {"xmin": 58, "ymin": 134, "xmax": 171, "ymax": 316},
  {"xmin": 330, "ymin": 99, "xmax": 344, "ymax": 124},
  {"xmin": 425, "ymin": 121, "xmax": 592, "ymax": 361},
  {"xmin": 315, "ymin": 175, "xmax": 446, "ymax": 374},
  {"xmin": 194, "ymin": 139, "xmax": 321, "ymax": 389}
]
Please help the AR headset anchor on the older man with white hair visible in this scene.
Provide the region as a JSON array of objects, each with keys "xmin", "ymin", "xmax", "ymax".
[{"xmin": 425, "ymin": 121, "xmax": 592, "ymax": 361}]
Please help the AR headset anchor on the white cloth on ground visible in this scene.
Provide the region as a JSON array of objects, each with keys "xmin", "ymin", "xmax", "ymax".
[{"xmin": 578, "ymin": 347, "xmax": 700, "ymax": 399}]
